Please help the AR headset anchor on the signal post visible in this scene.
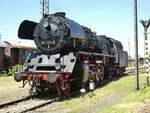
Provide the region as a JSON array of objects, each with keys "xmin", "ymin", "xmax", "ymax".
[{"xmin": 140, "ymin": 19, "xmax": 150, "ymax": 86}]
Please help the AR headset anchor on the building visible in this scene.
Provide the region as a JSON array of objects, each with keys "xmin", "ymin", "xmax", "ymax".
[
  {"xmin": 4, "ymin": 41, "xmax": 37, "ymax": 65},
  {"xmin": 0, "ymin": 41, "xmax": 7, "ymax": 71}
]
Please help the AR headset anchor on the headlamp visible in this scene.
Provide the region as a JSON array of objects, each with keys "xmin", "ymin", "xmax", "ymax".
[{"xmin": 43, "ymin": 21, "xmax": 49, "ymax": 28}]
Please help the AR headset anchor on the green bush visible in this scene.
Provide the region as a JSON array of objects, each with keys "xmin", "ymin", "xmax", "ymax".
[{"xmin": 1, "ymin": 65, "xmax": 23, "ymax": 77}]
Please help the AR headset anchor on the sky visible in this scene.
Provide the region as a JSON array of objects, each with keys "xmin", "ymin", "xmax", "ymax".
[{"xmin": 0, "ymin": 0, "xmax": 150, "ymax": 58}]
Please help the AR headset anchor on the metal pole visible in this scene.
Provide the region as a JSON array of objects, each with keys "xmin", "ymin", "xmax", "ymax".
[
  {"xmin": 134, "ymin": 0, "xmax": 139, "ymax": 90},
  {"xmin": 128, "ymin": 39, "xmax": 130, "ymax": 59}
]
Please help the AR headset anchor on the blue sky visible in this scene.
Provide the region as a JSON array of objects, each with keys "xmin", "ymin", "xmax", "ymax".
[{"xmin": 0, "ymin": 0, "xmax": 150, "ymax": 57}]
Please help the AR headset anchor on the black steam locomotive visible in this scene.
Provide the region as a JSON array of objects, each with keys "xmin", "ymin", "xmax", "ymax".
[{"xmin": 15, "ymin": 12, "xmax": 128, "ymax": 96}]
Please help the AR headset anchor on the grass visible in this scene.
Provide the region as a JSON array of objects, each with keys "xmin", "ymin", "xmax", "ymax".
[
  {"xmin": 0, "ymin": 76, "xmax": 19, "ymax": 87},
  {"xmin": 59, "ymin": 73, "xmax": 150, "ymax": 113},
  {"xmin": 0, "ymin": 76, "xmax": 30, "ymax": 101}
]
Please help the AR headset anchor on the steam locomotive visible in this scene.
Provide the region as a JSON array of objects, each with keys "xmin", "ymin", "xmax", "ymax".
[{"xmin": 14, "ymin": 12, "xmax": 128, "ymax": 96}]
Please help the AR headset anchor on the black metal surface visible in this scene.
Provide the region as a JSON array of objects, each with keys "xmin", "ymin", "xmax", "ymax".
[
  {"xmin": 18, "ymin": 20, "xmax": 37, "ymax": 40},
  {"xmin": 66, "ymin": 18, "xmax": 85, "ymax": 39}
]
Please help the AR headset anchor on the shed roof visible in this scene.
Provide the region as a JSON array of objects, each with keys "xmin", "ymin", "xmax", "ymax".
[{"xmin": 4, "ymin": 41, "xmax": 37, "ymax": 49}]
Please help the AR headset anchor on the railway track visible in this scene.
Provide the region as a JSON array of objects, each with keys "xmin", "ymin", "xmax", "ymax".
[
  {"xmin": 0, "ymin": 95, "xmax": 59, "ymax": 113},
  {"xmin": 0, "ymin": 95, "xmax": 36, "ymax": 109},
  {"xmin": 0, "ymin": 89, "xmax": 77, "ymax": 113},
  {"xmin": 125, "ymin": 67, "xmax": 145, "ymax": 75},
  {"xmin": 19, "ymin": 97, "xmax": 59, "ymax": 113}
]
